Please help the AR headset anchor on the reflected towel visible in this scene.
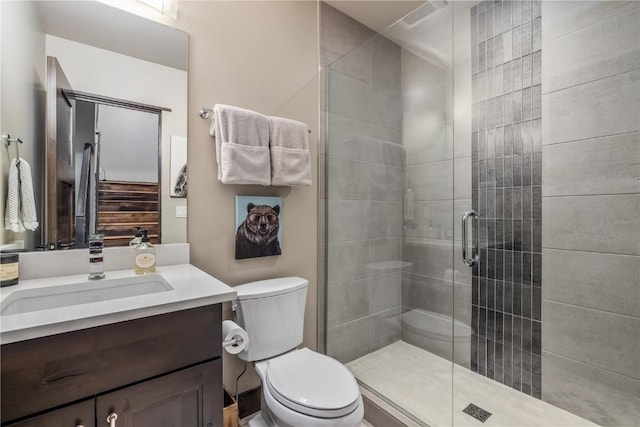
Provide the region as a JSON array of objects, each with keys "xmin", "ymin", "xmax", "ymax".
[{"xmin": 4, "ymin": 158, "xmax": 38, "ymax": 232}]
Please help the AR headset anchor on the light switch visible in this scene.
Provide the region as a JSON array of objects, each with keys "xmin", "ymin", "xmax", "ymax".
[{"xmin": 176, "ymin": 205, "xmax": 187, "ymax": 218}]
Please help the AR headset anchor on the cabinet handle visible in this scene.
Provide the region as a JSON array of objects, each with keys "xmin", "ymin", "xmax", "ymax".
[{"xmin": 106, "ymin": 412, "xmax": 118, "ymax": 427}]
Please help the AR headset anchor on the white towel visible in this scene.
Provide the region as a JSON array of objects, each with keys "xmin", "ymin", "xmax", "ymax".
[
  {"xmin": 4, "ymin": 158, "xmax": 38, "ymax": 232},
  {"xmin": 211, "ymin": 104, "xmax": 270, "ymax": 185},
  {"xmin": 268, "ymin": 116, "xmax": 312, "ymax": 186}
]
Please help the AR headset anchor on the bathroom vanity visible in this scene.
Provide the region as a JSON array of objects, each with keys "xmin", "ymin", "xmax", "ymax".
[
  {"xmin": 0, "ymin": 255, "xmax": 236, "ymax": 427},
  {"xmin": 2, "ymin": 305, "xmax": 221, "ymax": 426}
]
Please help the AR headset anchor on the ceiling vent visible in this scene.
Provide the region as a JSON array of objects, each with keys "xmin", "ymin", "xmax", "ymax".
[{"xmin": 400, "ymin": 1, "xmax": 448, "ymax": 28}]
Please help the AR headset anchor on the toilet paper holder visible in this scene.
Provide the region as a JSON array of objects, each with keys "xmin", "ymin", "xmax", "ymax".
[
  {"xmin": 223, "ymin": 335, "xmax": 245, "ymax": 349},
  {"xmin": 222, "ymin": 319, "xmax": 249, "ymax": 354}
]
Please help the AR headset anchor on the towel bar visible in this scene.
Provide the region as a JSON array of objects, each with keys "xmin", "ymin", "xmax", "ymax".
[
  {"xmin": 199, "ymin": 107, "xmax": 214, "ymax": 119},
  {"xmin": 199, "ymin": 107, "xmax": 311, "ymax": 133}
]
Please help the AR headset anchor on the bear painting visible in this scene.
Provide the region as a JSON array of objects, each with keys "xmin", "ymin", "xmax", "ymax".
[{"xmin": 235, "ymin": 202, "xmax": 282, "ymax": 259}]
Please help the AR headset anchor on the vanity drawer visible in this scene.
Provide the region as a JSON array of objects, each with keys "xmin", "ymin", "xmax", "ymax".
[{"xmin": 1, "ymin": 304, "xmax": 221, "ymax": 423}]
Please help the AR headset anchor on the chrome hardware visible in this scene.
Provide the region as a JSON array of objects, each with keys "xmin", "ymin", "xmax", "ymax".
[
  {"xmin": 199, "ymin": 107, "xmax": 213, "ymax": 119},
  {"xmin": 462, "ymin": 210, "xmax": 479, "ymax": 267},
  {"xmin": 106, "ymin": 412, "xmax": 118, "ymax": 427},
  {"xmin": 199, "ymin": 106, "xmax": 311, "ymax": 133},
  {"xmin": 223, "ymin": 335, "xmax": 244, "ymax": 349}
]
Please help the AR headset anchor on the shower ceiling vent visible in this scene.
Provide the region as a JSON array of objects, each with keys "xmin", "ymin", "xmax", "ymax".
[
  {"xmin": 400, "ymin": 0, "xmax": 448, "ymax": 28},
  {"xmin": 462, "ymin": 403, "xmax": 492, "ymax": 423}
]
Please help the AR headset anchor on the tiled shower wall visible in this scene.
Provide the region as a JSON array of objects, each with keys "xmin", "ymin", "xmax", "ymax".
[
  {"xmin": 400, "ymin": 44, "xmax": 473, "ymax": 368},
  {"xmin": 470, "ymin": 0, "xmax": 543, "ymax": 398},
  {"xmin": 322, "ymin": 3, "xmax": 405, "ymax": 364},
  {"xmin": 539, "ymin": 2, "xmax": 640, "ymax": 426}
]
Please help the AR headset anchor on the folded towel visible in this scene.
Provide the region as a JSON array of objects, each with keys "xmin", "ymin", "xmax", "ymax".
[
  {"xmin": 220, "ymin": 142, "xmax": 272, "ymax": 185},
  {"xmin": 268, "ymin": 116, "xmax": 312, "ymax": 186},
  {"xmin": 4, "ymin": 158, "xmax": 38, "ymax": 232},
  {"xmin": 212, "ymin": 104, "xmax": 270, "ymax": 185}
]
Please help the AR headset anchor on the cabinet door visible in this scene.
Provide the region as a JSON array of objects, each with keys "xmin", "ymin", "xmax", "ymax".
[
  {"xmin": 96, "ymin": 359, "xmax": 222, "ymax": 427},
  {"xmin": 2, "ymin": 304, "xmax": 221, "ymax": 423},
  {"xmin": 7, "ymin": 399, "xmax": 94, "ymax": 427}
]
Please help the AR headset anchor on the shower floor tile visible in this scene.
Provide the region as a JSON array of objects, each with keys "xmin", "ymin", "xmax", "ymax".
[{"xmin": 348, "ymin": 341, "xmax": 599, "ymax": 427}]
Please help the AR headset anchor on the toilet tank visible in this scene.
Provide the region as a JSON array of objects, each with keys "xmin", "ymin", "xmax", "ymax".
[{"xmin": 233, "ymin": 277, "xmax": 308, "ymax": 362}]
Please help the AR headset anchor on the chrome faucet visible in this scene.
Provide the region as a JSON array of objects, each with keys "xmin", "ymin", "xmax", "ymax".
[{"xmin": 88, "ymin": 234, "xmax": 105, "ymax": 280}]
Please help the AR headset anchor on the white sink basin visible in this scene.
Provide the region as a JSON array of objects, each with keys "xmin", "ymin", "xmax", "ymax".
[{"xmin": 1, "ymin": 274, "xmax": 174, "ymax": 316}]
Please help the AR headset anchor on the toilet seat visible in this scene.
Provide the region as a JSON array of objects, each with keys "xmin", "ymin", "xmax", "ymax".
[{"xmin": 265, "ymin": 348, "xmax": 360, "ymax": 418}]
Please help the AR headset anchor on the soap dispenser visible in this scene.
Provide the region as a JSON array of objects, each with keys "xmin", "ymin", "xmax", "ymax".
[
  {"xmin": 134, "ymin": 229, "xmax": 156, "ymax": 274},
  {"xmin": 129, "ymin": 227, "xmax": 143, "ymax": 246}
]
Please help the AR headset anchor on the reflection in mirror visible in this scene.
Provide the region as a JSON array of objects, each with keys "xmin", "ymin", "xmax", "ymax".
[
  {"xmin": 0, "ymin": 0, "xmax": 188, "ymax": 252},
  {"xmin": 73, "ymin": 99, "xmax": 161, "ymax": 248}
]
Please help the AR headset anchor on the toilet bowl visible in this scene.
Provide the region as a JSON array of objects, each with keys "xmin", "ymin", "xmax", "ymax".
[
  {"xmin": 233, "ymin": 277, "xmax": 364, "ymax": 427},
  {"xmin": 252, "ymin": 348, "xmax": 364, "ymax": 427}
]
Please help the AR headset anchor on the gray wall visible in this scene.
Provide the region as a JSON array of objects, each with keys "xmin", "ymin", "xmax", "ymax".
[
  {"xmin": 322, "ymin": 2, "xmax": 404, "ymax": 364},
  {"xmin": 540, "ymin": 2, "xmax": 640, "ymax": 426},
  {"xmin": 0, "ymin": 1, "xmax": 45, "ymax": 250},
  {"xmin": 400, "ymin": 46, "xmax": 470, "ymax": 366}
]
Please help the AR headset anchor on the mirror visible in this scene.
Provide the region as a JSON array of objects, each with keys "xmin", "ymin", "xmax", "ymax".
[{"xmin": 0, "ymin": 0, "xmax": 188, "ymax": 251}]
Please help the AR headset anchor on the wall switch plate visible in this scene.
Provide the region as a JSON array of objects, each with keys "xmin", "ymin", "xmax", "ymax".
[{"xmin": 176, "ymin": 205, "xmax": 187, "ymax": 218}]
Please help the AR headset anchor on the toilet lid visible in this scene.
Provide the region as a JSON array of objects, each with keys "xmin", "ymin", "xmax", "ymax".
[{"xmin": 266, "ymin": 348, "xmax": 360, "ymax": 418}]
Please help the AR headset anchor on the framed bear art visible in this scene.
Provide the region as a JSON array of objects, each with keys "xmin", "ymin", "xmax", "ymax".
[{"xmin": 235, "ymin": 196, "xmax": 283, "ymax": 260}]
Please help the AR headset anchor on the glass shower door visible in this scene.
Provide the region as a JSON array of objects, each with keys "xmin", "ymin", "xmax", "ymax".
[{"xmin": 324, "ymin": 3, "xmax": 457, "ymax": 425}]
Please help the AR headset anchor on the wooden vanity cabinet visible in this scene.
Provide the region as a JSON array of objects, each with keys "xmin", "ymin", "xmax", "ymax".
[
  {"xmin": 96, "ymin": 359, "xmax": 219, "ymax": 427},
  {"xmin": 1, "ymin": 304, "xmax": 223, "ymax": 427},
  {"xmin": 7, "ymin": 400, "xmax": 95, "ymax": 427}
]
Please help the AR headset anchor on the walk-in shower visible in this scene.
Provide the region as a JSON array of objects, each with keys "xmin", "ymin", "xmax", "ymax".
[{"xmin": 322, "ymin": 1, "xmax": 639, "ymax": 426}]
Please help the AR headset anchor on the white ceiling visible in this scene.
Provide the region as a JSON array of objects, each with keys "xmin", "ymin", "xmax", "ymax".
[
  {"xmin": 35, "ymin": 1, "xmax": 188, "ymax": 71},
  {"xmin": 325, "ymin": 1, "xmax": 427, "ymax": 33},
  {"xmin": 325, "ymin": 1, "xmax": 479, "ymax": 68}
]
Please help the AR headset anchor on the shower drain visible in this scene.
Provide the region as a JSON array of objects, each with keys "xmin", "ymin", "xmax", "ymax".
[{"xmin": 462, "ymin": 403, "xmax": 492, "ymax": 423}]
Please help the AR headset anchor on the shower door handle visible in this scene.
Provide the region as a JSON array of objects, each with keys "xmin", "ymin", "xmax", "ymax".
[{"xmin": 462, "ymin": 210, "xmax": 479, "ymax": 267}]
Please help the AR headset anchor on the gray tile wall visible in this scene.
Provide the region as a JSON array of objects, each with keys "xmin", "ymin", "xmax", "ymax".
[
  {"xmin": 540, "ymin": 2, "xmax": 640, "ymax": 426},
  {"xmin": 322, "ymin": 2, "xmax": 404, "ymax": 364},
  {"xmin": 470, "ymin": 0, "xmax": 542, "ymax": 398},
  {"xmin": 400, "ymin": 40, "xmax": 471, "ymax": 367}
]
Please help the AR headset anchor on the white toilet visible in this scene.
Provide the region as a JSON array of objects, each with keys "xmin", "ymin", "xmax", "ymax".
[{"xmin": 233, "ymin": 277, "xmax": 364, "ymax": 427}]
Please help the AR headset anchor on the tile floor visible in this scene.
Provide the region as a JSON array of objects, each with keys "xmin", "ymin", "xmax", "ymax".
[{"xmin": 348, "ymin": 340, "xmax": 599, "ymax": 427}]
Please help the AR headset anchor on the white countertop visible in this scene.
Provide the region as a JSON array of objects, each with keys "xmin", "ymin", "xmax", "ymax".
[{"xmin": 0, "ymin": 264, "xmax": 237, "ymax": 344}]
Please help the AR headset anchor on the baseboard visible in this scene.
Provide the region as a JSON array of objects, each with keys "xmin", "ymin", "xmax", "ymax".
[{"xmin": 238, "ymin": 386, "xmax": 262, "ymax": 419}]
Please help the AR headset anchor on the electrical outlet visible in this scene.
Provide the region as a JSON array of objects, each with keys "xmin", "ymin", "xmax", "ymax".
[{"xmin": 176, "ymin": 205, "xmax": 187, "ymax": 218}]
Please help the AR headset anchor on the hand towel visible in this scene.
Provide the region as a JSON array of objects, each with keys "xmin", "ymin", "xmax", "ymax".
[
  {"xmin": 4, "ymin": 158, "xmax": 38, "ymax": 232},
  {"xmin": 4, "ymin": 158, "xmax": 23, "ymax": 232},
  {"xmin": 268, "ymin": 116, "xmax": 312, "ymax": 186},
  {"xmin": 212, "ymin": 104, "xmax": 270, "ymax": 185}
]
